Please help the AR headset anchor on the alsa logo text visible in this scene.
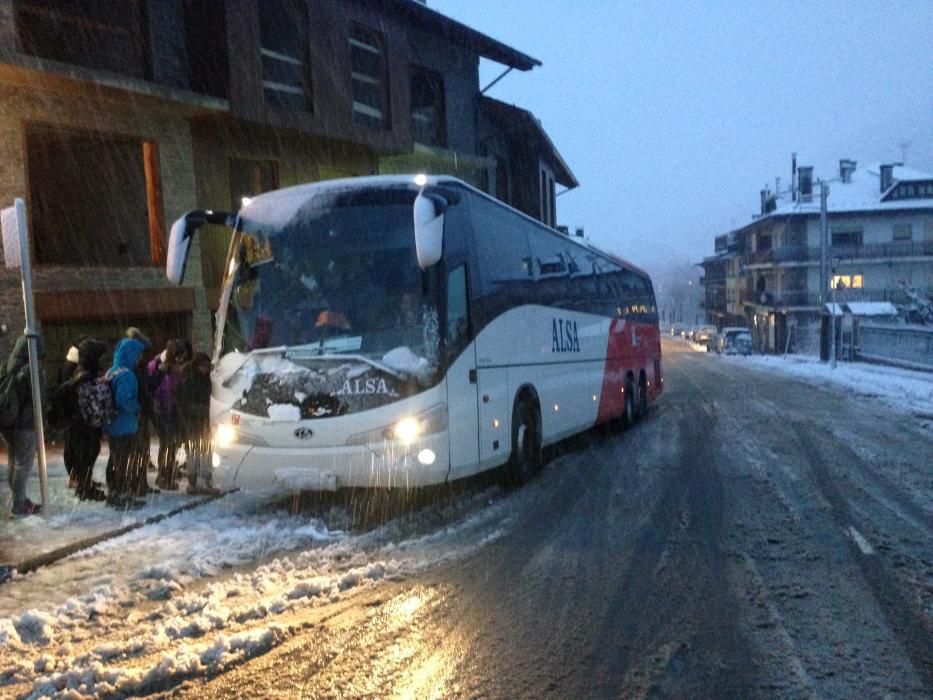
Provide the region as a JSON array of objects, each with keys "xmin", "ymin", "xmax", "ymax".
[{"xmin": 551, "ymin": 318, "xmax": 581, "ymax": 353}]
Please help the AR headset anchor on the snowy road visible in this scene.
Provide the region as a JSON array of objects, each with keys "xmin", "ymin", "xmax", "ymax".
[
  {"xmin": 198, "ymin": 339, "xmax": 932, "ymax": 699},
  {"xmin": 3, "ymin": 339, "xmax": 932, "ymax": 698}
]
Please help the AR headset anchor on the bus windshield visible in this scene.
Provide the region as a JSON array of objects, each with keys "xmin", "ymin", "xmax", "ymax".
[{"xmin": 218, "ymin": 187, "xmax": 441, "ymax": 419}]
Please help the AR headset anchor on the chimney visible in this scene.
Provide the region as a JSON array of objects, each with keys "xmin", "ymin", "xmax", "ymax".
[
  {"xmin": 556, "ymin": 225, "xmax": 569, "ymax": 235},
  {"xmin": 575, "ymin": 227, "xmax": 585, "ymax": 238},
  {"xmin": 760, "ymin": 189, "xmax": 768, "ymax": 215},
  {"xmin": 798, "ymin": 166, "xmax": 813, "ymax": 201},
  {"xmin": 839, "ymin": 159, "xmax": 856, "ymax": 183},
  {"xmin": 880, "ymin": 164, "xmax": 894, "ymax": 192},
  {"xmin": 791, "ymin": 152, "xmax": 797, "ymax": 202}
]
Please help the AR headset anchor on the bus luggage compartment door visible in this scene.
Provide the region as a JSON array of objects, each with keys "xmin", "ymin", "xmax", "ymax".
[
  {"xmin": 445, "ymin": 348, "xmax": 479, "ymax": 477},
  {"xmin": 477, "ymin": 367, "xmax": 509, "ymax": 466}
]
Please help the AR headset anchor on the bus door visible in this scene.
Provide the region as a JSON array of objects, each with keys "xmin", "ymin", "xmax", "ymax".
[{"xmin": 444, "ymin": 263, "xmax": 479, "ymax": 473}]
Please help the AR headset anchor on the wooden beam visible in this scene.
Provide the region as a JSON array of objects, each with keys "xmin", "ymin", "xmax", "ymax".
[
  {"xmin": 143, "ymin": 141, "xmax": 167, "ymax": 266},
  {"xmin": 35, "ymin": 287, "xmax": 195, "ymax": 322}
]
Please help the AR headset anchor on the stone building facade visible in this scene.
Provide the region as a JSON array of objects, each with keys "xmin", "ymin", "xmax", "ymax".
[{"xmin": 0, "ymin": 0, "xmax": 576, "ymax": 372}]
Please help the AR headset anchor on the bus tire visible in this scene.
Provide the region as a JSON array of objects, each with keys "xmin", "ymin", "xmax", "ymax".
[
  {"xmin": 636, "ymin": 372, "xmax": 649, "ymax": 419},
  {"xmin": 504, "ymin": 397, "xmax": 542, "ymax": 487},
  {"xmin": 623, "ymin": 376, "xmax": 636, "ymax": 427}
]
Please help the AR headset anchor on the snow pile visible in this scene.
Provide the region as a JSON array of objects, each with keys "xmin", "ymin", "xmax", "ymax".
[
  {"xmin": 724, "ymin": 353, "xmax": 933, "ymax": 415},
  {"xmin": 0, "ymin": 485, "xmax": 512, "ymax": 697},
  {"xmin": 382, "ymin": 346, "xmax": 431, "ymax": 382},
  {"xmin": 266, "ymin": 403, "xmax": 302, "ymax": 421}
]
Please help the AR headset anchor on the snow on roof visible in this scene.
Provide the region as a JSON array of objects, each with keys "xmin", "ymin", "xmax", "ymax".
[
  {"xmin": 767, "ymin": 163, "xmax": 933, "ymax": 217},
  {"xmin": 824, "ymin": 301, "xmax": 899, "ymax": 316},
  {"xmin": 238, "ymin": 174, "xmax": 459, "ymax": 233},
  {"xmin": 844, "ymin": 301, "xmax": 898, "ymax": 316}
]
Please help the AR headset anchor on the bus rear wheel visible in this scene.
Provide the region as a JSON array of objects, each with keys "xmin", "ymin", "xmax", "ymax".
[
  {"xmin": 636, "ymin": 373, "xmax": 649, "ymax": 419},
  {"xmin": 623, "ymin": 377, "xmax": 636, "ymax": 427},
  {"xmin": 504, "ymin": 398, "xmax": 542, "ymax": 487}
]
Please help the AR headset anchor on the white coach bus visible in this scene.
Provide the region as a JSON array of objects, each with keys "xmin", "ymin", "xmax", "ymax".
[{"xmin": 166, "ymin": 175, "xmax": 662, "ymax": 491}]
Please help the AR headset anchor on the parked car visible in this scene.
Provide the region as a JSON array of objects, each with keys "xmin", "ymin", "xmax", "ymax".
[
  {"xmin": 732, "ymin": 331, "xmax": 753, "ymax": 355},
  {"xmin": 693, "ymin": 325, "xmax": 718, "ymax": 351},
  {"xmin": 671, "ymin": 323, "xmax": 686, "ymax": 337},
  {"xmin": 716, "ymin": 327, "xmax": 749, "ymax": 354}
]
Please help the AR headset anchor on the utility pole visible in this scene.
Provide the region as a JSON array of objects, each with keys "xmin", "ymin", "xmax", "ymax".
[
  {"xmin": 819, "ymin": 181, "xmax": 828, "ymax": 306},
  {"xmin": 1, "ymin": 199, "xmax": 50, "ymax": 513},
  {"xmin": 830, "ymin": 256, "xmax": 837, "ymax": 369},
  {"xmin": 819, "ymin": 181, "xmax": 837, "ymax": 368}
]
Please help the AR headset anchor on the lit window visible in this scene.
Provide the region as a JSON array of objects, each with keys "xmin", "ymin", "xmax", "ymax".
[{"xmin": 832, "ymin": 274, "xmax": 864, "ymax": 290}]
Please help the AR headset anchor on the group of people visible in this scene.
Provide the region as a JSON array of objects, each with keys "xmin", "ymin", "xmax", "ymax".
[{"xmin": 3, "ymin": 327, "xmax": 216, "ymax": 516}]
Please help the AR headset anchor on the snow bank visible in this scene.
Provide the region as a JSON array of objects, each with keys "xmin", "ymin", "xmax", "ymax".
[
  {"xmin": 723, "ymin": 353, "xmax": 933, "ymax": 416},
  {"xmin": 0, "ymin": 484, "xmax": 511, "ymax": 698}
]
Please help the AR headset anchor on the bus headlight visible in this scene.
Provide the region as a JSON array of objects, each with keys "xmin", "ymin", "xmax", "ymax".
[
  {"xmin": 393, "ymin": 417, "xmax": 421, "ymax": 444},
  {"xmin": 215, "ymin": 423, "xmax": 238, "ymax": 448},
  {"xmin": 346, "ymin": 404, "xmax": 448, "ymax": 446}
]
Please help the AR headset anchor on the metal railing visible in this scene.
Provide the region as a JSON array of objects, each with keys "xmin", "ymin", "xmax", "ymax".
[
  {"xmin": 740, "ymin": 287, "xmax": 933, "ymax": 308},
  {"xmin": 742, "ymin": 240, "xmax": 933, "ymax": 266}
]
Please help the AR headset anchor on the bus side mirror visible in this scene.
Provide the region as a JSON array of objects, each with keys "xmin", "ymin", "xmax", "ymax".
[
  {"xmin": 413, "ymin": 190, "xmax": 446, "ymax": 269},
  {"xmin": 166, "ymin": 209, "xmax": 234, "ymax": 285}
]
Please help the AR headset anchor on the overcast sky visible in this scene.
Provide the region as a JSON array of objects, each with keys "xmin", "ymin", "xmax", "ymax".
[{"xmin": 434, "ymin": 0, "xmax": 933, "ymax": 271}]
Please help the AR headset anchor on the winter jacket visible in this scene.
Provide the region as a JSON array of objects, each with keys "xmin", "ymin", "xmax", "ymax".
[
  {"xmin": 175, "ymin": 362, "xmax": 211, "ymax": 442},
  {"xmin": 148, "ymin": 356, "xmax": 182, "ymax": 419},
  {"xmin": 50, "ymin": 339, "xmax": 107, "ymax": 431},
  {"xmin": 105, "ymin": 338, "xmax": 144, "ymax": 437},
  {"xmin": 4, "ymin": 335, "xmax": 46, "ymax": 430}
]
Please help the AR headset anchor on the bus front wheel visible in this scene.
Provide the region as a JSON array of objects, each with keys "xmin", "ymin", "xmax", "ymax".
[{"xmin": 504, "ymin": 398, "xmax": 542, "ymax": 486}]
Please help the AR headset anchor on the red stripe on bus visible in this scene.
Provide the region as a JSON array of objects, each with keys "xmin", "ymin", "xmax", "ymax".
[{"xmin": 596, "ymin": 319, "xmax": 662, "ymax": 423}]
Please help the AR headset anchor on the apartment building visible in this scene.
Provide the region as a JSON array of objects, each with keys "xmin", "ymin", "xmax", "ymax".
[
  {"xmin": 701, "ymin": 160, "xmax": 933, "ymax": 353},
  {"xmin": 0, "ymin": 0, "xmax": 576, "ymax": 367}
]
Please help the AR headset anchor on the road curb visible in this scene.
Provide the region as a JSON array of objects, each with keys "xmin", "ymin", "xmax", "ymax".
[{"xmin": 0, "ymin": 489, "xmax": 236, "ymax": 584}]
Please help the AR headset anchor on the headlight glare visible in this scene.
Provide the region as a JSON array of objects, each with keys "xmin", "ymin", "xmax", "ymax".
[
  {"xmin": 346, "ymin": 404, "xmax": 448, "ymax": 446},
  {"xmin": 393, "ymin": 417, "xmax": 421, "ymax": 444},
  {"xmin": 215, "ymin": 423, "xmax": 238, "ymax": 448}
]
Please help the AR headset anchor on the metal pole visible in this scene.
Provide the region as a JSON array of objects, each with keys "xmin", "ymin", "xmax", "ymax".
[
  {"xmin": 819, "ymin": 182, "xmax": 828, "ymax": 307},
  {"xmin": 819, "ymin": 182, "xmax": 830, "ymax": 365},
  {"xmin": 14, "ymin": 199, "xmax": 49, "ymax": 515},
  {"xmin": 830, "ymin": 258, "xmax": 837, "ymax": 370}
]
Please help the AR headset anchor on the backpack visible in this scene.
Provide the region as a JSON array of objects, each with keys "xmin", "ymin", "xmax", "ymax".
[
  {"xmin": 78, "ymin": 369, "xmax": 126, "ymax": 428},
  {"xmin": 0, "ymin": 370, "xmax": 20, "ymax": 430}
]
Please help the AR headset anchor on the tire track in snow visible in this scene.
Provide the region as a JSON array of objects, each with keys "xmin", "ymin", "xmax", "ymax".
[{"xmin": 791, "ymin": 423, "xmax": 933, "ymax": 691}]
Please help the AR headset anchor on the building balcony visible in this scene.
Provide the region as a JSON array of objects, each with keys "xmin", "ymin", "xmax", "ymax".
[
  {"xmin": 742, "ymin": 240, "xmax": 933, "ymax": 267},
  {"xmin": 741, "ymin": 286, "xmax": 933, "ymax": 308}
]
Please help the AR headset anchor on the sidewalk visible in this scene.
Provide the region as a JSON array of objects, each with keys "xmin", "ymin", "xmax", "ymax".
[{"xmin": 0, "ymin": 444, "xmax": 200, "ymax": 569}]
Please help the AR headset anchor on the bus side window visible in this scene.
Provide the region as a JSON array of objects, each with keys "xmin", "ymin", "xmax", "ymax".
[{"xmin": 446, "ymin": 264, "xmax": 470, "ymax": 357}]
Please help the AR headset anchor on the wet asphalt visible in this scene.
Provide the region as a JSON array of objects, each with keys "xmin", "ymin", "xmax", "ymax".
[{"xmin": 193, "ymin": 339, "xmax": 933, "ymax": 699}]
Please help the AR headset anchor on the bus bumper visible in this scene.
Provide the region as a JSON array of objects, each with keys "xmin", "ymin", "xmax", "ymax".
[{"xmin": 212, "ymin": 432, "xmax": 451, "ymax": 491}]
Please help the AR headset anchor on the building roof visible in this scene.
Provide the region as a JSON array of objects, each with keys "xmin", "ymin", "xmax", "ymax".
[
  {"xmin": 481, "ymin": 97, "xmax": 579, "ymax": 189},
  {"xmin": 768, "ymin": 163, "xmax": 933, "ymax": 217},
  {"xmin": 387, "ymin": 0, "xmax": 541, "ymax": 70},
  {"xmin": 824, "ymin": 301, "xmax": 898, "ymax": 317}
]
